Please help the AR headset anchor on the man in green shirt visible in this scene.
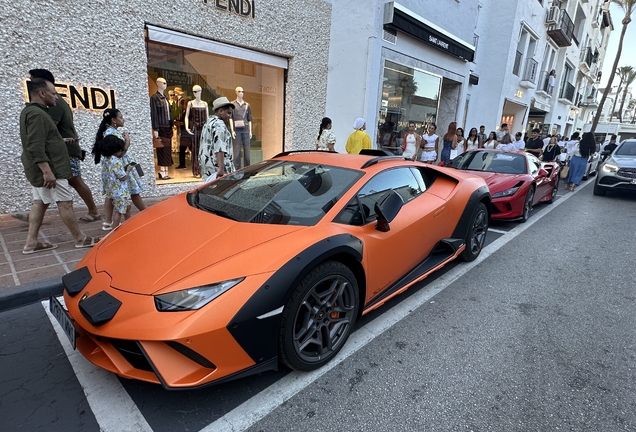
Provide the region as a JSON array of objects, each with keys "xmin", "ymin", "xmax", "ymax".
[
  {"xmin": 29, "ymin": 69, "xmax": 101, "ymax": 222},
  {"xmin": 19, "ymin": 78, "xmax": 99, "ymax": 254}
]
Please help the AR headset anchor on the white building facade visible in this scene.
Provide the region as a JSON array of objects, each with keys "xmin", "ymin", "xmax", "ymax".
[
  {"xmin": 325, "ymin": 0, "xmax": 480, "ymax": 153},
  {"xmin": 465, "ymin": 0, "xmax": 613, "ymax": 140}
]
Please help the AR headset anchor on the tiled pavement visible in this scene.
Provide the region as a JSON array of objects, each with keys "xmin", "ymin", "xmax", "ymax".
[{"xmin": 0, "ymin": 197, "xmax": 168, "ymax": 290}]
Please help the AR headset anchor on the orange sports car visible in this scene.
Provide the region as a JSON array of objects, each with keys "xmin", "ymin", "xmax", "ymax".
[{"xmin": 51, "ymin": 150, "xmax": 490, "ymax": 389}]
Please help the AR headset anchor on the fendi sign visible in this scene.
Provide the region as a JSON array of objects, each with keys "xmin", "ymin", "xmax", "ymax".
[
  {"xmin": 204, "ymin": 0, "xmax": 255, "ymax": 18},
  {"xmin": 23, "ymin": 80, "xmax": 117, "ymax": 112}
]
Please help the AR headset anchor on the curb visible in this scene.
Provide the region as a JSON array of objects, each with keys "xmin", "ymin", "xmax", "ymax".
[{"xmin": 0, "ymin": 276, "xmax": 64, "ymax": 312}]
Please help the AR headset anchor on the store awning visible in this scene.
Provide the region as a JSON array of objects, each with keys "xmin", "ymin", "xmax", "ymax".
[
  {"xmin": 146, "ymin": 25, "xmax": 288, "ymax": 69},
  {"xmin": 383, "ymin": 2, "xmax": 475, "ymax": 62}
]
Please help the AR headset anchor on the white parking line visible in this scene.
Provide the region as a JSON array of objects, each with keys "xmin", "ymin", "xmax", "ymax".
[
  {"xmin": 40, "ymin": 183, "xmax": 584, "ymax": 432},
  {"xmin": 202, "ymin": 186, "xmax": 582, "ymax": 432},
  {"xmin": 487, "ymin": 227, "xmax": 508, "ymax": 234},
  {"xmin": 42, "ymin": 298, "xmax": 153, "ymax": 432}
]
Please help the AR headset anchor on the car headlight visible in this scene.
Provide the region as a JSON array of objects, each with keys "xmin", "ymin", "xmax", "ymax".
[
  {"xmin": 602, "ymin": 163, "xmax": 619, "ymax": 173},
  {"xmin": 492, "ymin": 186, "xmax": 520, "ymax": 198},
  {"xmin": 154, "ymin": 278, "xmax": 244, "ymax": 311}
]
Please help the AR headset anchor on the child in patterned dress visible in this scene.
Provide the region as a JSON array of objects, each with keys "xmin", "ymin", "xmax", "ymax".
[{"xmin": 99, "ymin": 135, "xmax": 133, "ymax": 228}]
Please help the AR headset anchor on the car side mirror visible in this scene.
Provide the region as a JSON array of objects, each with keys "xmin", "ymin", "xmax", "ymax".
[
  {"xmin": 374, "ymin": 190, "xmax": 403, "ymax": 232},
  {"xmin": 538, "ymin": 168, "xmax": 548, "ymax": 177}
]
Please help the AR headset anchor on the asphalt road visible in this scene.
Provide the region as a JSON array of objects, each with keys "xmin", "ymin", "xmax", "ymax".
[{"xmin": 2, "ymin": 181, "xmax": 635, "ymax": 432}]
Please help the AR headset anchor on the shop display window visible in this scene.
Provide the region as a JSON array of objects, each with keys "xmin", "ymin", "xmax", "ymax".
[
  {"xmin": 378, "ymin": 60, "xmax": 442, "ymax": 154},
  {"xmin": 146, "ymin": 39, "xmax": 285, "ymax": 184}
]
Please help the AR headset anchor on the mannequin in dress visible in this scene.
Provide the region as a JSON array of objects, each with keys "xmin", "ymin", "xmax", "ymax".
[
  {"xmin": 184, "ymin": 85, "xmax": 209, "ymax": 177},
  {"xmin": 230, "ymin": 86, "xmax": 253, "ymax": 169},
  {"xmin": 150, "ymin": 77, "xmax": 174, "ymax": 180}
]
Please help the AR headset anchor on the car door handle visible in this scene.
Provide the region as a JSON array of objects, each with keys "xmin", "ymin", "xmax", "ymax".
[{"xmin": 434, "ymin": 207, "xmax": 445, "ymax": 218}]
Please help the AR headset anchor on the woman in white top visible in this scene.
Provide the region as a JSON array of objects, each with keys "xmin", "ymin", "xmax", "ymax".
[
  {"xmin": 454, "ymin": 127, "xmax": 466, "ymax": 157},
  {"xmin": 420, "ymin": 124, "xmax": 439, "ymax": 164},
  {"xmin": 316, "ymin": 117, "xmax": 336, "ymax": 151},
  {"xmin": 401, "ymin": 121, "xmax": 421, "ymax": 160},
  {"xmin": 465, "ymin": 127, "xmax": 480, "ymax": 150},
  {"xmin": 483, "ymin": 131, "xmax": 499, "ymax": 149}
]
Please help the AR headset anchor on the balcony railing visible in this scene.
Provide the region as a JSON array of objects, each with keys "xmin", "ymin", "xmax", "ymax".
[
  {"xmin": 521, "ymin": 58, "xmax": 539, "ymax": 84},
  {"xmin": 559, "ymin": 81, "xmax": 576, "ymax": 102},
  {"xmin": 512, "ymin": 51, "xmax": 523, "ymax": 76},
  {"xmin": 547, "ymin": 9, "xmax": 574, "ymax": 47},
  {"xmin": 580, "ymin": 46, "xmax": 593, "ymax": 68}
]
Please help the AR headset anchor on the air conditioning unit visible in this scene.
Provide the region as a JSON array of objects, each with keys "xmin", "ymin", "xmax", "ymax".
[{"xmin": 546, "ymin": 6, "xmax": 560, "ymax": 25}]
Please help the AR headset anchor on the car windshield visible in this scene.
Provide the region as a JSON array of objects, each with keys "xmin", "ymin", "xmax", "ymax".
[
  {"xmin": 615, "ymin": 141, "xmax": 636, "ymax": 157},
  {"xmin": 453, "ymin": 150, "xmax": 527, "ymax": 174},
  {"xmin": 190, "ymin": 160, "xmax": 362, "ymax": 225}
]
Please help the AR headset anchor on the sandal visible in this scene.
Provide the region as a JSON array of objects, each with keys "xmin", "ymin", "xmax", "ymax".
[
  {"xmin": 78, "ymin": 214, "xmax": 102, "ymax": 223},
  {"xmin": 75, "ymin": 236, "xmax": 101, "ymax": 249},
  {"xmin": 102, "ymin": 222, "xmax": 113, "ymax": 231},
  {"xmin": 22, "ymin": 242, "xmax": 58, "ymax": 255}
]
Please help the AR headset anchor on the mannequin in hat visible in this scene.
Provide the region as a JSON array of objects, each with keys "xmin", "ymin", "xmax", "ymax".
[
  {"xmin": 199, "ymin": 97, "xmax": 236, "ymax": 181},
  {"xmin": 184, "ymin": 85, "xmax": 209, "ymax": 176},
  {"xmin": 150, "ymin": 77, "xmax": 174, "ymax": 180},
  {"xmin": 230, "ymin": 86, "xmax": 252, "ymax": 169}
]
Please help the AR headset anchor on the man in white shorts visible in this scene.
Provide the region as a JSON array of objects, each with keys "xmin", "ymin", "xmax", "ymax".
[{"xmin": 19, "ymin": 78, "xmax": 100, "ymax": 254}]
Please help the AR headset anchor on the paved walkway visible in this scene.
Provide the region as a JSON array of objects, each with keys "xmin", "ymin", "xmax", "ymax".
[{"xmin": 0, "ymin": 197, "xmax": 168, "ymax": 289}]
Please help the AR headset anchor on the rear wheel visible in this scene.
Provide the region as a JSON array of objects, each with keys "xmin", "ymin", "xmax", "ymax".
[
  {"xmin": 520, "ymin": 187, "xmax": 535, "ymax": 223},
  {"xmin": 279, "ymin": 261, "xmax": 359, "ymax": 371},
  {"xmin": 548, "ymin": 179, "xmax": 559, "ymax": 204},
  {"xmin": 460, "ymin": 202, "xmax": 488, "ymax": 262}
]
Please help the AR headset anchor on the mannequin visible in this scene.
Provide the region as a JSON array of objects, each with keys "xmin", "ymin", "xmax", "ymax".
[
  {"xmin": 150, "ymin": 77, "xmax": 174, "ymax": 180},
  {"xmin": 169, "ymin": 89, "xmax": 181, "ymax": 153},
  {"xmin": 184, "ymin": 85, "xmax": 209, "ymax": 177},
  {"xmin": 230, "ymin": 86, "xmax": 252, "ymax": 169}
]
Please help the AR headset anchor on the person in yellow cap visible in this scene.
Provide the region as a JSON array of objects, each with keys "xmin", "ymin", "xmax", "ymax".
[{"xmin": 345, "ymin": 118, "xmax": 372, "ymax": 154}]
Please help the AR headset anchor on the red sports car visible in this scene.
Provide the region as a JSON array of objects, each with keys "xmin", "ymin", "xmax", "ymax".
[{"xmin": 449, "ymin": 149, "xmax": 560, "ymax": 222}]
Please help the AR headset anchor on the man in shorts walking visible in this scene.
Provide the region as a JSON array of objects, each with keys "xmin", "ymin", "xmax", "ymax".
[
  {"xmin": 28, "ymin": 69, "xmax": 101, "ymax": 222},
  {"xmin": 20, "ymin": 78, "xmax": 99, "ymax": 254}
]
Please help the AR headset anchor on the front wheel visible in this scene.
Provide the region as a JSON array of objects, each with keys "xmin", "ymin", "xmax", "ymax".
[
  {"xmin": 279, "ymin": 261, "xmax": 359, "ymax": 371},
  {"xmin": 520, "ymin": 187, "xmax": 535, "ymax": 223},
  {"xmin": 593, "ymin": 182, "xmax": 606, "ymax": 196},
  {"xmin": 460, "ymin": 202, "xmax": 488, "ymax": 262}
]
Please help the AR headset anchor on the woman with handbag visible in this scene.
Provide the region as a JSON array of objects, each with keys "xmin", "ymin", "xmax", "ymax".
[{"xmin": 564, "ymin": 132, "xmax": 596, "ymax": 191}]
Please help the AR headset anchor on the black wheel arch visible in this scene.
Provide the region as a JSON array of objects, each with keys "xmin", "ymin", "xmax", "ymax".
[
  {"xmin": 227, "ymin": 234, "xmax": 364, "ymax": 365},
  {"xmin": 451, "ymin": 185, "xmax": 491, "ymax": 241}
]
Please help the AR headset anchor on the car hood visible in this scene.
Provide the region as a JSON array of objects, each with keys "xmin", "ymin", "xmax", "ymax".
[
  {"xmin": 611, "ymin": 156, "xmax": 636, "ymax": 168},
  {"xmin": 93, "ymin": 197, "xmax": 304, "ymax": 295},
  {"xmin": 461, "ymin": 171, "xmax": 527, "ymax": 193}
]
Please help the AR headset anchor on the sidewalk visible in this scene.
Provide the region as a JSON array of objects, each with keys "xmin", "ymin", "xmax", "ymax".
[{"xmin": 0, "ymin": 196, "xmax": 169, "ymax": 294}]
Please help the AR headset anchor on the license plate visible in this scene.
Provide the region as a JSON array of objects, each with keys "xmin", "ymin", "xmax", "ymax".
[{"xmin": 49, "ymin": 294, "xmax": 76, "ymax": 349}]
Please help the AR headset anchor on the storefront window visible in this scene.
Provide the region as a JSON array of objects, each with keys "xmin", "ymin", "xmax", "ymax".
[
  {"xmin": 378, "ymin": 60, "xmax": 442, "ymax": 154},
  {"xmin": 146, "ymin": 39, "xmax": 285, "ymax": 184}
]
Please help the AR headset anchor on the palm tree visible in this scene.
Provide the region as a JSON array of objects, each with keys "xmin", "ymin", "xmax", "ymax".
[
  {"xmin": 591, "ymin": 0, "xmax": 636, "ymax": 132},
  {"xmin": 618, "ymin": 68, "xmax": 636, "ymax": 121},
  {"xmin": 609, "ymin": 66, "xmax": 632, "ymax": 121}
]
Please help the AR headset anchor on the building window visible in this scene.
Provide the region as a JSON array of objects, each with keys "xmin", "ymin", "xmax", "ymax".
[
  {"xmin": 378, "ymin": 60, "xmax": 442, "ymax": 153},
  {"xmin": 145, "ymin": 37, "xmax": 285, "ymax": 184}
]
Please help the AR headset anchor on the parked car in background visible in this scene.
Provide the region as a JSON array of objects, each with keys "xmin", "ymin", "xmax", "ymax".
[
  {"xmin": 594, "ymin": 140, "xmax": 636, "ymax": 196},
  {"xmin": 449, "ymin": 149, "xmax": 560, "ymax": 222},
  {"xmin": 582, "ymin": 143, "xmax": 601, "ymax": 181}
]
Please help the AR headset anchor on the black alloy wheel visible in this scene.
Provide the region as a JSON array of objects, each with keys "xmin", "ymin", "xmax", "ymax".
[
  {"xmin": 460, "ymin": 202, "xmax": 488, "ymax": 262},
  {"xmin": 279, "ymin": 261, "xmax": 359, "ymax": 371},
  {"xmin": 520, "ymin": 187, "xmax": 535, "ymax": 223},
  {"xmin": 548, "ymin": 178, "xmax": 559, "ymax": 204}
]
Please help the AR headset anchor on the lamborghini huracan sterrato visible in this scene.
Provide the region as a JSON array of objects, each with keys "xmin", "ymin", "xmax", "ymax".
[
  {"xmin": 51, "ymin": 150, "xmax": 490, "ymax": 389},
  {"xmin": 448, "ymin": 149, "xmax": 560, "ymax": 222}
]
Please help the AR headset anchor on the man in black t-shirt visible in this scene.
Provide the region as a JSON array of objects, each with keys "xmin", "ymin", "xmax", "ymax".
[{"xmin": 525, "ymin": 128, "xmax": 543, "ymax": 158}]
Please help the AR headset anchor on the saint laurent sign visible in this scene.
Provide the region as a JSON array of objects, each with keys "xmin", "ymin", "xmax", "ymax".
[{"xmin": 204, "ymin": 0, "xmax": 255, "ymax": 18}]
